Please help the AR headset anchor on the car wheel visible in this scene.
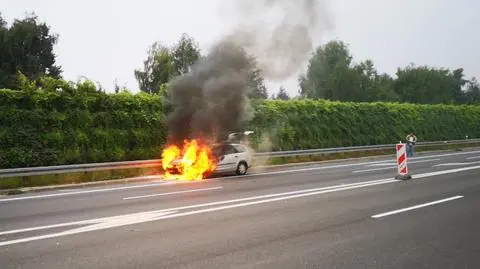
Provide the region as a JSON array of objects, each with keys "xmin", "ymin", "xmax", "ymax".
[{"xmin": 236, "ymin": 162, "xmax": 248, "ymax": 176}]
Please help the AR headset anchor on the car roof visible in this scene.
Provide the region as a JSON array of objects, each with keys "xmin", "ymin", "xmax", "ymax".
[{"xmin": 212, "ymin": 143, "xmax": 245, "ymax": 147}]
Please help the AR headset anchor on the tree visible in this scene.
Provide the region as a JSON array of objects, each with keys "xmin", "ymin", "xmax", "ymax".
[
  {"xmin": 371, "ymin": 73, "xmax": 399, "ymax": 101},
  {"xmin": 171, "ymin": 33, "xmax": 201, "ymax": 76},
  {"xmin": 247, "ymin": 56, "xmax": 268, "ymax": 99},
  {"xmin": 114, "ymin": 79, "xmax": 120, "ymax": 93},
  {"xmin": 299, "ymin": 40, "xmax": 354, "ymax": 100},
  {"xmin": 393, "ymin": 64, "xmax": 466, "ymax": 104},
  {"xmin": 135, "ymin": 34, "xmax": 202, "ymax": 94},
  {"xmin": 134, "ymin": 42, "xmax": 174, "ymax": 94},
  {"xmin": 0, "ymin": 13, "xmax": 62, "ymax": 89},
  {"xmin": 353, "ymin": 60, "xmax": 398, "ymax": 102},
  {"xmin": 275, "ymin": 86, "xmax": 290, "ymax": 100},
  {"xmin": 451, "ymin": 68, "xmax": 469, "ymax": 103},
  {"xmin": 464, "ymin": 78, "xmax": 480, "ymax": 104}
]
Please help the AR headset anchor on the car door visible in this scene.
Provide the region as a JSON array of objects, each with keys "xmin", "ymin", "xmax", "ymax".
[
  {"xmin": 233, "ymin": 144, "xmax": 251, "ymax": 167},
  {"xmin": 219, "ymin": 145, "xmax": 239, "ymax": 172}
]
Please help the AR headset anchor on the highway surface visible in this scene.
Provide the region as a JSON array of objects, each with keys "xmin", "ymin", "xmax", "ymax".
[{"xmin": 1, "ymin": 149, "xmax": 480, "ymax": 268}]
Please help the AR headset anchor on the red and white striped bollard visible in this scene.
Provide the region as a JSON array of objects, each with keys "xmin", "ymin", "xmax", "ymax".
[{"xmin": 395, "ymin": 142, "xmax": 412, "ymax": 180}]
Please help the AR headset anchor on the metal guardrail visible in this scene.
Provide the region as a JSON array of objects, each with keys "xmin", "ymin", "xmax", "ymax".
[
  {"xmin": 255, "ymin": 139, "xmax": 480, "ymax": 158},
  {"xmin": 1, "ymin": 139, "xmax": 480, "ymax": 178}
]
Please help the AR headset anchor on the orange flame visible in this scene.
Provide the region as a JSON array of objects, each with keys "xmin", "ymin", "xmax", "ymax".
[{"xmin": 161, "ymin": 139, "xmax": 216, "ymax": 181}]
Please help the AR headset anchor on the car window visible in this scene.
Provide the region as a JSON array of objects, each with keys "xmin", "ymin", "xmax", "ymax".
[
  {"xmin": 212, "ymin": 145, "xmax": 237, "ymax": 156},
  {"xmin": 224, "ymin": 145, "xmax": 237, "ymax": 155},
  {"xmin": 212, "ymin": 145, "xmax": 226, "ymax": 157},
  {"xmin": 233, "ymin": 145, "xmax": 246, "ymax": 153}
]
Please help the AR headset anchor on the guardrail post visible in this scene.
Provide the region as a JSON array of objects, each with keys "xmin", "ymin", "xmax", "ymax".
[{"xmin": 395, "ymin": 142, "xmax": 412, "ymax": 180}]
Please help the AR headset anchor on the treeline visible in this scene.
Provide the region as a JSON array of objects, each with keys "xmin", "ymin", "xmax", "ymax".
[
  {"xmin": 133, "ymin": 35, "xmax": 480, "ymax": 104},
  {"xmin": 2, "ymin": 13, "xmax": 479, "ymax": 104},
  {"xmin": 298, "ymin": 41, "xmax": 480, "ymax": 104},
  {"xmin": 2, "ymin": 75, "xmax": 480, "ymax": 168}
]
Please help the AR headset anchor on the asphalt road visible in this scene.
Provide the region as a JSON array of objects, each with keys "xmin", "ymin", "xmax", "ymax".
[{"xmin": 1, "ymin": 149, "xmax": 480, "ymax": 268}]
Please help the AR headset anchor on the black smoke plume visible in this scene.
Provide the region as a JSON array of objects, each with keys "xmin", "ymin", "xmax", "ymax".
[
  {"xmin": 165, "ymin": 0, "xmax": 333, "ymax": 145},
  {"xmin": 166, "ymin": 41, "xmax": 253, "ymax": 145}
]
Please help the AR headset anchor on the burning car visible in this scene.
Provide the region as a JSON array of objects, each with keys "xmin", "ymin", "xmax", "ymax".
[{"xmin": 161, "ymin": 132, "xmax": 254, "ymax": 180}]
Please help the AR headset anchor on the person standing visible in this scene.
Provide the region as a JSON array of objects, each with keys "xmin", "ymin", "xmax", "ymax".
[{"xmin": 406, "ymin": 132, "xmax": 417, "ymax": 157}]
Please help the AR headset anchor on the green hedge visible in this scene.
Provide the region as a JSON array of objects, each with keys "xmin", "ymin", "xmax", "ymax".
[
  {"xmin": 0, "ymin": 78, "xmax": 167, "ymax": 168},
  {"xmin": 247, "ymin": 100, "xmax": 480, "ymax": 151},
  {"xmin": 1, "ymin": 78, "xmax": 480, "ymax": 169}
]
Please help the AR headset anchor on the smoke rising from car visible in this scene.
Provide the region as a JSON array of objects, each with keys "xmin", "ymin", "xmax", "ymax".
[
  {"xmin": 166, "ymin": 0, "xmax": 333, "ymax": 145},
  {"xmin": 166, "ymin": 41, "xmax": 254, "ymax": 145},
  {"xmin": 226, "ymin": 0, "xmax": 334, "ymax": 80}
]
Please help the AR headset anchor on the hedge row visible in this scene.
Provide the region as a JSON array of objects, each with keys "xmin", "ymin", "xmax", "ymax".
[
  {"xmin": 248, "ymin": 100, "xmax": 480, "ymax": 151},
  {"xmin": 1, "ymin": 79, "xmax": 480, "ymax": 168},
  {"xmin": 0, "ymin": 79, "xmax": 167, "ymax": 168}
]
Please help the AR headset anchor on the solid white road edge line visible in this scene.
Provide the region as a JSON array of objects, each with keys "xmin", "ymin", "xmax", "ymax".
[
  {"xmin": 367, "ymin": 158, "xmax": 441, "ymax": 167},
  {"xmin": 354, "ymin": 158, "xmax": 443, "ymax": 172},
  {"xmin": 2, "ymin": 150, "xmax": 479, "ymax": 203},
  {"xmin": 0, "ymin": 182, "xmax": 176, "ymax": 203},
  {"xmin": 0, "ymin": 179, "xmax": 398, "ymax": 247},
  {"xmin": 371, "ymin": 195, "xmax": 464, "ymax": 218},
  {"xmin": 352, "ymin": 167, "xmax": 396, "ymax": 173},
  {"xmin": 122, "ymin": 186, "xmax": 223, "ymax": 200},
  {"xmin": 433, "ymin": 161, "xmax": 480, "ymax": 167},
  {"xmin": 414, "ymin": 165, "xmax": 480, "ymax": 178}
]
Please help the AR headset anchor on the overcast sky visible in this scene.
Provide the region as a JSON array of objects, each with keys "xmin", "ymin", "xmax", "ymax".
[{"xmin": 1, "ymin": 0, "xmax": 479, "ymax": 96}]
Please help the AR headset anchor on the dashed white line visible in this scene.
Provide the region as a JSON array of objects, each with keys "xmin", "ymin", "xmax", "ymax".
[
  {"xmin": 372, "ymin": 195, "xmax": 464, "ymax": 218},
  {"xmin": 123, "ymin": 187, "xmax": 223, "ymax": 200},
  {"xmin": 466, "ymin": 156, "xmax": 480, "ymax": 160}
]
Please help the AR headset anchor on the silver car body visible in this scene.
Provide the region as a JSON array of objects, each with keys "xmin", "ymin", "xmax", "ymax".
[{"xmin": 211, "ymin": 143, "xmax": 253, "ymax": 175}]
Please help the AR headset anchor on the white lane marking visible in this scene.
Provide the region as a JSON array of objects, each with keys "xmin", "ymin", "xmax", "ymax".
[
  {"xmin": 367, "ymin": 159, "xmax": 441, "ymax": 167},
  {"xmin": 0, "ymin": 181, "xmax": 176, "ymax": 203},
  {"xmin": 367, "ymin": 163, "xmax": 398, "ymax": 167},
  {"xmin": 2, "ymin": 150, "xmax": 479, "ymax": 203},
  {"xmin": 415, "ymin": 165, "xmax": 480, "ymax": 178},
  {"xmin": 466, "ymin": 156, "xmax": 480, "ymax": 160},
  {"xmin": 410, "ymin": 158, "xmax": 442, "ymax": 164},
  {"xmin": 0, "ymin": 179, "xmax": 398, "ymax": 246},
  {"xmin": 122, "ymin": 187, "xmax": 223, "ymax": 200},
  {"xmin": 2, "ymin": 163, "xmax": 480, "ymax": 247},
  {"xmin": 433, "ymin": 161, "xmax": 480, "ymax": 167},
  {"xmin": 372, "ymin": 195, "xmax": 464, "ymax": 218},
  {"xmin": 0, "ymin": 161, "xmax": 393, "ymax": 203},
  {"xmin": 0, "ymin": 210, "xmax": 178, "ymax": 247},
  {"xmin": 355, "ymin": 158, "xmax": 443, "ymax": 172},
  {"xmin": 0, "ymin": 178, "xmax": 396, "ymax": 237},
  {"xmin": 229, "ymin": 151, "xmax": 480, "ymax": 179},
  {"xmin": 407, "ymin": 150, "xmax": 480, "ymax": 160},
  {"xmin": 352, "ymin": 167, "xmax": 396, "ymax": 173}
]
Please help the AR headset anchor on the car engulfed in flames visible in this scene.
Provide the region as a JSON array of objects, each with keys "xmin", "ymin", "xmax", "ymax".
[{"xmin": 161, "ymin": 139, "xmax": 217, "ymax": 181}]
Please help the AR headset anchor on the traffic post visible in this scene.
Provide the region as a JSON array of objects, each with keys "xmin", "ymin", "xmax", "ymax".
[{"xmin": 395, "ymin": 142, "xmax": 412, "ymax": 180}]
